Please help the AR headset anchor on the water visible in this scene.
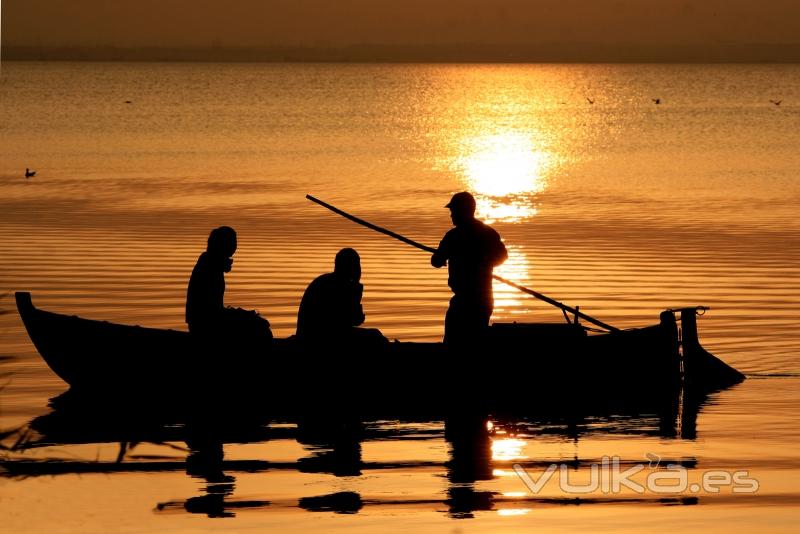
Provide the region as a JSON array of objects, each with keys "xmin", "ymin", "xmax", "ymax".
[{"xmin": 1, "ymin": 62, "xmax": 799, "ymax": 532}]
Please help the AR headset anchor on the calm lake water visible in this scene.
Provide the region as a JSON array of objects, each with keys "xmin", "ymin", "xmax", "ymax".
[{"xmin": 1, "ymin": 62, "xmax": 799, "ymax": 532}]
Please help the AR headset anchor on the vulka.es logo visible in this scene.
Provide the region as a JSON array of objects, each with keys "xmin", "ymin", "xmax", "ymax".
[{"xmin": 513, "ymin": 453, "xmax": 759, "ymax": 495}]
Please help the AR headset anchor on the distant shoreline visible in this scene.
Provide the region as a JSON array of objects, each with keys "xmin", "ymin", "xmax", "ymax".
[{"xmin": 4, "ymin": 44, "xmax": 800, "ymax": 63}]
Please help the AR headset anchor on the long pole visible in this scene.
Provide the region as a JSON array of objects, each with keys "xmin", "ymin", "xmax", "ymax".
[{"xmin": 306, "ymin": 194, "xmax": 619, "ymax": 333}]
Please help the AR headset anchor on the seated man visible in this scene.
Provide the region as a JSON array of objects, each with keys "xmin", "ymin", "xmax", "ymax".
[
  {"xmin": 296, "ymin": 248, "xmax": 386, "ymax": 347},
  {"xmin": 186, "ymin": 226, "xmax": 272, "ymax": 349}
]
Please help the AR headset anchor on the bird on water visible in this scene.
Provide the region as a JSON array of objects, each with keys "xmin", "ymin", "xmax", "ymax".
[{"xmin": 25, "ymin": 168, "xmax": 36, "ymax": 178}]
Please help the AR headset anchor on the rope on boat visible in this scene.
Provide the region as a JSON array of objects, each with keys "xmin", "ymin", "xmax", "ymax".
[{"xmin": 667, "ymin": 306, "xmax": 709, "ymax": 320}]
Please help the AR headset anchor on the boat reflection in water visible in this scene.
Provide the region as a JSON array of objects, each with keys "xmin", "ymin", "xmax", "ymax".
[
  {"xmin": 0, "ymin": 384, "xmax": 721, "ymax": 519},
  {"xmin": 4, "ymin": 284, "xmax": 745, "ymax": 518},
  {"xmin": 177, "ymin": 437, "xmax": 259, "ymax": 518}
]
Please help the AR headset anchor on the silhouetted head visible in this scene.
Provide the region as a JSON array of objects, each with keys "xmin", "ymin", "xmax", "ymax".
[
  {"xmin": 334, "ymin": 247, "xmax": 361, "ymax": 282},
  {"xmin": 207, "ymin": 226, "xmax": 237, "ymax": 272},
  {"xmin": 446, "ymin": 192, "xmax": 477, "ymax": 227}
]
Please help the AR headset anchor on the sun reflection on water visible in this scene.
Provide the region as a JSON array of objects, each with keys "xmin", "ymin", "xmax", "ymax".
[
  {"xmin": 460, "ymin": 132, "xmax": 551, "ymax": 196},
  {"xmin": 454, "ymin": 131, "xmax": 554, "ymax": 223},
  {"xmin": 493, "ymin": 247, "xmax": 532, "ymax": 312},
  {"xmin": 491, "ymin": 438, "xmax": 529, "ymax": 461},
  {"xmin": 497, "ymin": 508, "xmax": 532, "ymax": 517}
]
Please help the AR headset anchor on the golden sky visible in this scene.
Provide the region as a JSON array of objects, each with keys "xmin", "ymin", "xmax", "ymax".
[{"xmin": 4, "ymin": 0, "xmax": 800, "ymax": 60}]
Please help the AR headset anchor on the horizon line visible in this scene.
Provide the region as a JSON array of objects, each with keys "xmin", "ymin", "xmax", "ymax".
[{"xmin": 4, "ymin": 43, "xmax": 800, "ymax": 64}]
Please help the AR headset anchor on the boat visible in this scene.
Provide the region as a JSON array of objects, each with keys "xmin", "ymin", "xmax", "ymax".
[{"xmin": 14, "ymin": 291, "xmax": 744, "ymax": 416}]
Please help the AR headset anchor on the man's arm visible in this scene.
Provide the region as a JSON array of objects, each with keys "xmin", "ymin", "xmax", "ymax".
[
  {"xmin": 353, "ymin": 305, "xmax": 366, "ymax": 326},
  {"xmin": 348, "ymin": 282, "xmax": 366, "ymax": 327},
  {"xmin": 431, "ymin": 235, "xmax": 449, "ymax": 268},
  {"xmin": 355, "ymin": 282, "xmax": 365, "ymax": 326},
  {"xmin": 490, "ymin": 230, "xmax": 508, "ymax": 266}
]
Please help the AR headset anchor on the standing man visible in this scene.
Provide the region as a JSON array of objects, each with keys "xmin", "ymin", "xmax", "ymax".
[{"xmin": 431, "ymin": 192, "xmax": 507, "ymax": 346}]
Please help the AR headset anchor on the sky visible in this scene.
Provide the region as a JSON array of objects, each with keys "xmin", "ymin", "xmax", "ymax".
[{"xmin": 4, "ymin": 0, "xmax": 800, "ymax": 60}]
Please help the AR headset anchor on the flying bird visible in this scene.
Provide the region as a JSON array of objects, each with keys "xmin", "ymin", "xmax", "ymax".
[
  {"xmin": 652, "ymin": 98, "xmax": 661, "ymax": 105},
  {"xmin": 25, "ymin": 168, "xmax": 36, "ymax": 178},
  {"xmin": 124, "ymin": 100, "xmax": 132, "ymax": 104},
  {"xmin": 769, "ymin": 99, "xmax": 782, "ymax": 106},
  {"xmin": 586, "ymin": 97, "xmax": 595, "ymax": 104}
]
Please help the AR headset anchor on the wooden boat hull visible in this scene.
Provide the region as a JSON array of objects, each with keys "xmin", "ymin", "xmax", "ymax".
[{"xmin": 14, "ymin": 292, "xmax": 744, "ymax": 416}]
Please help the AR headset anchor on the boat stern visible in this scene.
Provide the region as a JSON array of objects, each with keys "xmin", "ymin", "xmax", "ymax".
[{"xmin": 677, "ymin": 307, "xmax": 745, "ymax": 391}]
